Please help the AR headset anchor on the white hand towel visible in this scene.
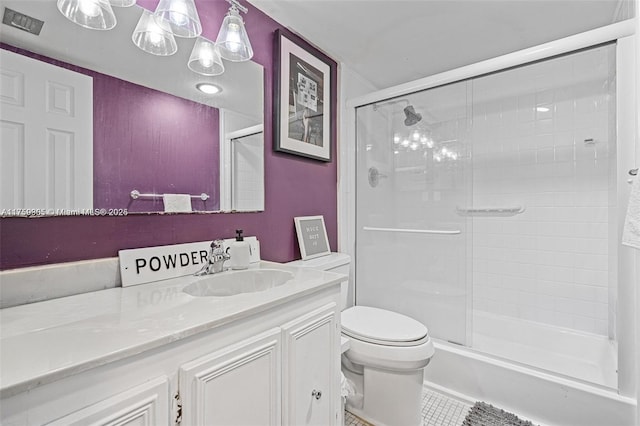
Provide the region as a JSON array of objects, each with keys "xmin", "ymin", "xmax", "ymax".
[
  {"xmin": 622, "ymin": 176, "xmax": 640, "ymax": 249},
  {"xmin": 162, "ymin": 194, "xmax": 192, "ymax": 213}
]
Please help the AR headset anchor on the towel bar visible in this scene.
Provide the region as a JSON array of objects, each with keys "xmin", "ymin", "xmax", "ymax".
[{"xmin": 130, "ymin": 190, "xmax": 209, "ymax": 201}]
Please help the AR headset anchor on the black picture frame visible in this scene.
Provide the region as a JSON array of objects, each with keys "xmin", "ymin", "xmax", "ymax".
[{"xmin": 273, "ymin": 28, "xmax": 335, "ymax": 162}]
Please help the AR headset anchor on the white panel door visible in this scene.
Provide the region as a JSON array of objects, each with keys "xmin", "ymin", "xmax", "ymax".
[
  {"xmin": 281, "ymin": 303, "xmax": 340, "ymax": 426},
  {"xmin": 46, "ymin": 376, "xmax": 170, "ymax": 426},
  {"xmin": 0, "ymin": 49, "xmax": 93, "ymax": 211},
  {"xmin": 231, "ymin": 127, "xmax": 264, "ymax": 211},
  {"xmin": 179, "ymin": 328, "xmax": 282, "ymax": 426}
]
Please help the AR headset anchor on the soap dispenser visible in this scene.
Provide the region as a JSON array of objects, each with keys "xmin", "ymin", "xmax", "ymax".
[{"xmin": 228, "ymin": 229, "xmax": 250, "ymax": 270}]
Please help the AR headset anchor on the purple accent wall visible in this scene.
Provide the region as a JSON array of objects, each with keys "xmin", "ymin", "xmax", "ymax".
[
  {"xmin": 0, "ymin": 1, "xmax": 338, "ymax": 270},
  {"xmin": 1, "ymin": 43, "xmax": 220, "ymax": 213},
  {"xmin": 93, "ymin": 78, "xmax": 220, "ymax": 212}
]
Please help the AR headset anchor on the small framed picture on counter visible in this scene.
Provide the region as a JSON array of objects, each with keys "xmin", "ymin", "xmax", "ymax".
[{"xmin": 294, "ymin": 215, "xmax": 330, "ymax": 260}]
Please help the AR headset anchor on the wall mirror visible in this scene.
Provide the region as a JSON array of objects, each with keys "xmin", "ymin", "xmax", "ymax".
[{"xmin": 0, "ymin": 1, "xmax": 264, "ymax": 215}]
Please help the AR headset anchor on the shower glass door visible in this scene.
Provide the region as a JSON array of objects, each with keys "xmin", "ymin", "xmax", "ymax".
[
  {"xmin": 355, "ymin": 81, "xmax": 471, "ymax": 345},
  {"xmin": 354, "ymin": 43, "xmax": 618, "ymax": 387}
]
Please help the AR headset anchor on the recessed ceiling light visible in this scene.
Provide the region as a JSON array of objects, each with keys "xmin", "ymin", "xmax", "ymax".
[{"xmin": 196, "ymin": 83, "xmax": 222, "ymax": 94}]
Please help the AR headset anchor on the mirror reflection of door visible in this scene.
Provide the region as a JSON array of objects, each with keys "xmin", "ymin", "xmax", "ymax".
[
  {"xmin": 229, "ymin": 125, "xmax": 264, "ymax": 212},
  {"xmin": 0, "ymin": 49, "xmax": 93, "ymax": 212},
  {"xmin": 220, "ymin": 109, "xmax": 264, "ymax": 213}
]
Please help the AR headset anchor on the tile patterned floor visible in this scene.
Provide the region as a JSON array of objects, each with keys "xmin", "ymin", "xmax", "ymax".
[
  {"xmin": 422, "ymin": 388, "xmax": 471, "ymax": 426},
  {"xmin": 344, "ymin": 387, "xmax": 471, "ymax": 426}
]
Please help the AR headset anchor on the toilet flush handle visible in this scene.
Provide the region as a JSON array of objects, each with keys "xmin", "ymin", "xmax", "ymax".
[{"xmin": 312, "ymin": 389, "xmax": 322, "ymax": 400}]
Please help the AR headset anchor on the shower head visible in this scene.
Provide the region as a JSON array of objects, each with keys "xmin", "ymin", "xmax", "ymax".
[{"xmin": 403, "ymin": 105, "xmax": 422, "ymax": 126}]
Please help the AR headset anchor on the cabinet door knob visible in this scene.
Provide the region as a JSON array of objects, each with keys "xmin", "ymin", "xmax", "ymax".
[{"xmin": 312, "ymin": 390, "xmax": 322, "ymax": 400}]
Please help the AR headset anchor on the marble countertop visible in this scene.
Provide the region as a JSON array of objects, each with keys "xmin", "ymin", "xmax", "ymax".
[{"xmin": 0, "ymin": 261, "xmax": 344, "ymax": 398}]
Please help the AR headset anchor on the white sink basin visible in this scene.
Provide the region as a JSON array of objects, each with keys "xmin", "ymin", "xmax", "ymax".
[{"xmin": 183, "ymin": 269, "xmax": 295, "ymax": 297}]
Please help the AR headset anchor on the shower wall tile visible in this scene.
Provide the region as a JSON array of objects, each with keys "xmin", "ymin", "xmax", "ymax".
[{"xmin": 471, "ymin": 46, "xmax": 614, "ymax": 336}]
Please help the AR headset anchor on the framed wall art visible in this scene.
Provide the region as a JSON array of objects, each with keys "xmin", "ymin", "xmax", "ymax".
[{"xmin": 273, "ymin": 28, "xmax": 335, "ymax": 162}]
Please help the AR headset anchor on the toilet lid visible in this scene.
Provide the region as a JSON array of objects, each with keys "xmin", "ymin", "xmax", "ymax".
[{"xmin": 342, "ymin": 306, "xmax": 429, "ymax": 347}]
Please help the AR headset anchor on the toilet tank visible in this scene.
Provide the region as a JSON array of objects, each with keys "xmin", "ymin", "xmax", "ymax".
[{"xmin": 287, "ymin": 253, "xmax": 351, "ymax": 310}]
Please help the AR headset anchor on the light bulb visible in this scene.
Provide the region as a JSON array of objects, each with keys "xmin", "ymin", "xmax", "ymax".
[
  {"xmin": 412, "ymin": 131, "xmax": 420, "ymax": 141},
  {"xmin": 199, "ymin": 52, "xmax": 214, "ymax": 68},
  {"xmin": 148, "ymin": 31, "xmax": 162, "ymax": 45},
  {"xmin": 169, "ymin": 0, "xmax": 188, "ymax": 25},
  {"xmin": 410, "ymin": 143, "xmax": 419, "ymax": 151},
  {"xmin": 224, "ymin": 22, "xmax": 243, "ymax": 53},
  {"xmin": 401, "ymin": 139, "xmax": 410, "ymax": 147},
  {"xmin": 79, "ymin": 0, "xmax": 101, "ymax": 17},
  {"xmin": 394, "ymin": 135, "xmax": 400, "ymax": 143}
]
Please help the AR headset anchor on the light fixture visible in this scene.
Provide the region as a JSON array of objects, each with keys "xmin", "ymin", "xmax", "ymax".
[
  {"xmin": 216, "ymin": 0, "xmax": 253, "ymax": 62},
  {"xmin": 109, "ymin": 0, "xmax": 136, "ymax": 7},
  {"xmin": 57, "ymin": 0, "xmax": 117, "ymax": 30},
  {"xmin": 196, "ymin": 83, "xmax": 222, "ymax": 94},
  {"xmin": 188, "ymin": 38, "xmax": 225, "ymax": 76},
  {"xmin": 155, "ymin": 0, "xmax": 202, "ymax": 38},
  {"xmin": 132, "ymin": 9, "xmax": 177, "ymax": 56}
]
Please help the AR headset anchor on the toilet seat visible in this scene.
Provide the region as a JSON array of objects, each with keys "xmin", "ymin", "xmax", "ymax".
[{"xmin": 342, "ymin": 306, "xmax": 429, "ymax": 347}]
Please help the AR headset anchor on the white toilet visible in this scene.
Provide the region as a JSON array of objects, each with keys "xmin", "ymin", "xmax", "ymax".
[{"xmin": 289, "ymin": 253, "xmax": 435, "ymax": 426}]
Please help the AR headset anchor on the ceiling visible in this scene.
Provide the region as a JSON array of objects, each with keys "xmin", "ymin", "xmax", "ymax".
[{"xmin": 248, "ymin": 0, "xmax": 630, "ymax": 90}]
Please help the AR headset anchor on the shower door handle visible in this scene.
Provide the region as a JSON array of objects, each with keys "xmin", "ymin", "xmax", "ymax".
[
  {"xmin": 629, "ymin": 168, "xmax": 638, "ymax": 176},
  {"xmin": 363, "ymin": 226, "xmax": 461, "ymax": 235}
]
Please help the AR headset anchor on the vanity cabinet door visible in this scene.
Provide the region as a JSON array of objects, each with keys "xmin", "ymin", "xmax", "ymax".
[
  {"xmin": 178, "ymin": 328, "xmax": 282, "ymax": 426},
  {"xmin": 281, "ymin": 303, "xmax": 340, "ymax": 426},
  {"xmin": 46, "ymin": 376, "xmax": 170, "ymax": 426}
]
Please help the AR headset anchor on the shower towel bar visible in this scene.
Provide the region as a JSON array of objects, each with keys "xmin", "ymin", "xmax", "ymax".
[
  {"xmin": 130, "ymin": 190, "xmax": 210, "ymax": 201},
  {"xmin": 362, "ymin": 226, "xmax": 461, "ymax": 235},
  {"xmin": 456, "ymin": 206, "xmax": 525, "ymax": 216}
]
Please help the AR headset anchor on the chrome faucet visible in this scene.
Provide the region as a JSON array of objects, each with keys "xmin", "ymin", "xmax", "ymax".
[{"xmin": 195, "ymin": 240, "xmax": 230, "ymax": 275}]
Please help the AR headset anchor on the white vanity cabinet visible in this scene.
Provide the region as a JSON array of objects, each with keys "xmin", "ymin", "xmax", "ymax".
[
  {"xmin": 47, "ymin": 376, "xmax": 171, "ymax": 426},
  {"xmin": 1, "ymin": 283, "xmax": 341, "ymax": 426},
  {"xmin": 179, "ymin": 327, "xmax": 283, "ymax": 425},
  {"xmin": 282, "ymin": 305, "xmax": 340, "ymax": 426},
  {"xmin": 178, "ymin": 303, "xmax": 340, "ymax": 426}
]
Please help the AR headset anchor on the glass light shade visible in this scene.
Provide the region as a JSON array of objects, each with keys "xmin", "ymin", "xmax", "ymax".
[
  {"xmin": 215, "ymin": 7, "xmax": 253, "ymax": 62},
  {"xmin": 132, "ymin": 10, "xmax": 177, "ymax": 56},
  {"xmin": 188, "ymin": 38, "xmax": 224, "ymax": 76},
  {"xmin": 109, "ymin": 0, "xmax": 136, "ymax": 6},
  {"xmin": 57, "ymin": 0, "xmax": 117, "ymax": 30},
  {"xmin": 155, "ymin": 0, "xmax": 202, "ymax": 38}
]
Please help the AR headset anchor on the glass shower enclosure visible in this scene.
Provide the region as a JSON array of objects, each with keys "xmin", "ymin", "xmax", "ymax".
[{"xmin": 355, "ymin": 43, "xmax": 618, "ymax": 387}]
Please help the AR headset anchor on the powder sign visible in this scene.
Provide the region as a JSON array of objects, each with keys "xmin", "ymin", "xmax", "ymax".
[{"xmin": 118, "ymin": 241, "xmax": 212, "ymax": 287}]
